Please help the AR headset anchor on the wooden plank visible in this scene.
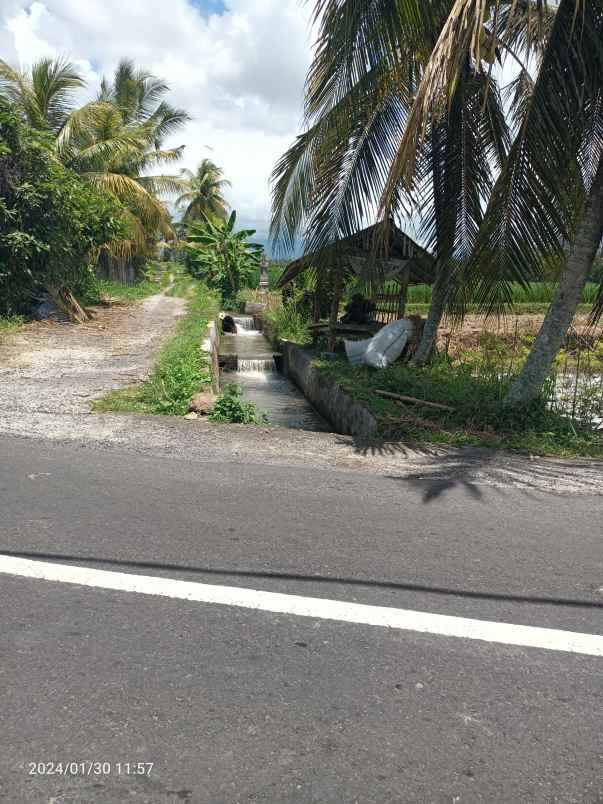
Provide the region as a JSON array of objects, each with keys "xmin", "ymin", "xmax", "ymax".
[{"xmin": 374, "ymin": 390, "xmax": 455, "ymax": 412}]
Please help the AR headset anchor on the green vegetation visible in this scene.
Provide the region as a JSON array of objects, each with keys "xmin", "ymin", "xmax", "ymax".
[
  {"xmin": 0, "ymin": 57, "xmax": 190, "ymax": 317},
  {"xmin": 209, "ymin": 384, "xmax": 268, "ymax": 425},
  {"xmin": 94, "ymin": 279, "xmax": 219, "ymax": 416},
  {"xmin": 264, "ymin": 289, "xmax": 312, "ymax": 345},
  {"xmin": 271, "ymin": 1, "xmax": 603, "ymax": 405},
  {"xmin": 185, "ymin": 211, "xmax": 262, "ymax": 308},
  {"xmin": 315, "ymin": 358, "xmax": 603, "ymax": 459},
  {"xmin": 83, "ymin": 278, "xmax": 160, "ymax": 305},
  {"xmin": 0, "ymin": 100, "xmax": 124, "ymax": 319},
  {"xmin": 176, "ymin": 159, "xmax": 230, "ymax": 223},
  {"xmin": 403, "ymin": 282, "xmax": 599, "ymax": 306},
  {"xmin": 0, "ymin": 314, "xmax": 24, "ymax": 337}
]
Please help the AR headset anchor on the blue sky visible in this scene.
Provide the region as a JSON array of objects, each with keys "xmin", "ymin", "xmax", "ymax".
[{"xmin": 191, "ymin": 0, "xmax": 226, "ymax": 15}]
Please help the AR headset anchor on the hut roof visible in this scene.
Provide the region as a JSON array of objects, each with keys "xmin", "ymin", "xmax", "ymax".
[{"xmin": 277, "ymin": 224, "xmax": 435, "ymax": 288}]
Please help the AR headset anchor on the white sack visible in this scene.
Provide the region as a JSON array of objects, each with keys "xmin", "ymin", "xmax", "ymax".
[{"xmin": 344, "ymin": 318, "xmax": 415, "ymax": 369}]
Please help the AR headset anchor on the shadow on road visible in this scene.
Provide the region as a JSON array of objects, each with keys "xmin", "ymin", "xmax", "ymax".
[
  {"xmin": 2, "ymin": 549, "xmax": 601, "ymax": 610},
  {"xmin": 338, "ymin": 435, "xmax": 603, "ymax": 502}
]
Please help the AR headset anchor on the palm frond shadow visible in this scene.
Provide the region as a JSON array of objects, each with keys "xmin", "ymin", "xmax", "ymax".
[{"xmin": 336, "ymin": 435, "xmax": 603, "ymax": 503}]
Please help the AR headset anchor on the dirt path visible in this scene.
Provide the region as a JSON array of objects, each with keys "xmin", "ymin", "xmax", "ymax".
[
  {"xmin": 0, "ymin": 295, "xmax": 601, "ymax": 495},
  {"xmin": 0, "ymin": 292, "xmax": 186, "ymax": 423}
]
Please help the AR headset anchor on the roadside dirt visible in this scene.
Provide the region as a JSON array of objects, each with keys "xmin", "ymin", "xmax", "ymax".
[
  {"xmin": 1, "ymin": 299, "xmax": 601, "ymax": 495},
  {"xmin": 0, "ymin": 292, "xmax": 186, "ymax": 420}
]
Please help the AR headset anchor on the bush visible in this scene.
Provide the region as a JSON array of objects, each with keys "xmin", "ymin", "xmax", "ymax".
[
  {"xmin": 0, "ymin": 99, "xmax": 124, "ymax": 316},
  {"xmin": 264, "ymin": 288, "xmax": 312, "ymax": 345},
  {"xmin": 209, "ymin": 384, "xmax": 268, "ymax": 424}
]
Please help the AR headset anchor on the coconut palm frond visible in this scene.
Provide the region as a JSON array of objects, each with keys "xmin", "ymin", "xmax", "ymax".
[
  {"xmin": 176, "ymin": 158, "xmax": 231, "ymax": 223},
  {"xmin": 468, "ymin": 0, "xmax": 603, "ymax": 313},
  {"xmin": 144, "ymin": 102, "xmax": 190, "ymax": 147},
  {"xmin": 0, "ymin": 57, "xmax": 84, "ymax": 132},
  {"xmin": 304, "ymin": 0, "xmax": 447, "ymax": 121},
  {"xmin": 137, "ymin": 174, "xmax": 188, "ymax": 196},
  {"xmin": 503, "ymin": 69, "xmax": 535, "ymax": 134},
  {"xmin": 271, "ymin": 60, "xmax": 414, "ymax": 259}
]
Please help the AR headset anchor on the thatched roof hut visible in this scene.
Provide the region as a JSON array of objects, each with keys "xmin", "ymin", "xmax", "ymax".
[{"xmin": 277, "ymin": 223, "xmax": 435, "ymax": 289}]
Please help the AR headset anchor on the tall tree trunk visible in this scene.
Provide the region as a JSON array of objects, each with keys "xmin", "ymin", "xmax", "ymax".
[
  {"xmin": 411, "ymin": 262, "xmax": 448, "ymax": 365},
  {"xmin": 505, "ymin": 160, "xmax": 603, "ymax": 406}
]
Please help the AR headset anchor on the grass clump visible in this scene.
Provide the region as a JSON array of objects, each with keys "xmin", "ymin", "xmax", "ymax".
[
  {"xmin": 315, "ymin": 358, "xmax": 603, "ymax": 458},
  {"xmin": 0, "ymin": 314, "xmax": 25, "ymax": 339},
  {"xmin": 209, "ymin": 384, "xmax": 268, "ymax": 425},
  {"xmin": 264, "ymin": 290, "xmax": 312, "ymax": 345},
  {"xmin": 94, "ymin": 280, "xmax": 220, "ymax": 416}
]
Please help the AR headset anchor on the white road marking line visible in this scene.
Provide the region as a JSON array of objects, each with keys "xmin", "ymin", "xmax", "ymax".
[{"xmin": 0, "ymin": 555, "xmax": 601, "ymax": 657}]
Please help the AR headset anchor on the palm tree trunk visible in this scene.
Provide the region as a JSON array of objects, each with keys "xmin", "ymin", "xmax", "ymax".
[
  {"xmin": 411, "ymin": 262, "xmax": 448, "ymax": 365},
  {"xmin": 505, "ymin": 160, "xmax": 603, "ymax": 406}
]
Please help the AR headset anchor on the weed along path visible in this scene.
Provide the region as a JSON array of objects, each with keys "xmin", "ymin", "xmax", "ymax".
[{"xmin": 0, "ymin": 291, "xmax": 186, "ymax": 435}]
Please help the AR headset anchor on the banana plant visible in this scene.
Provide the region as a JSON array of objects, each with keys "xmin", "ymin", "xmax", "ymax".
[{"xmin": 186, "ymin": 211, "xmax": 263, "ymax": 306}]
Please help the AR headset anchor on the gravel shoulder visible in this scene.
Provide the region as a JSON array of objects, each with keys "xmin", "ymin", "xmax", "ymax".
[{"xmin": 1, "ymin": 293, "xmax": 602, "ymax": 495}]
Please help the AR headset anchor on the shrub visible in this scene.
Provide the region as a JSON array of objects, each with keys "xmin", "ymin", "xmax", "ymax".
[
  {"xmin": 209, "ymin": 384, "xmax": 268, "ymax": 424},
  {"xmin": 264, "ymin": 288, "xmax": 312, "ymax": 345},
  {"xmin": 0, "ymin": 99, "xmax": 124, "ymax": 317}
]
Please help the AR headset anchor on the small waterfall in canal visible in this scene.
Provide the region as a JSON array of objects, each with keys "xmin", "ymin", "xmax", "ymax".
[
  {"xmin": 232, "ymin": 315, "xmax": 257, "ymax": 335},
  {"xmin": 218, "ymin": 312, "xmax": 330, "ymax": 431},
  {"xmin": 238, "ymin": 358, "xmax": 276, "ymax": 373}
]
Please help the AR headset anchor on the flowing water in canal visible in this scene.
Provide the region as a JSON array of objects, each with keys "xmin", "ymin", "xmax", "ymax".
[{"xmin": 219, "ymin": 315, "xmax": 330, "ymax": 431}]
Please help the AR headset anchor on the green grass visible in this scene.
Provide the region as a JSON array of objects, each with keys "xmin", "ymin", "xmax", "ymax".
[
  {"xmin": 403, "ymin": 281, "xmax": 599, "ymax": 306},
  {"xmin": 0, "ymin": 314, "xmax": 25, "ymax": 337},
  {"xmin": 85, "ymin": 278, "xmax": 160, "ymax": 304},
  {"xmin": 315, "ymin": 358, "xmax": 603, "ymax": 458},
  {"xmin": 94, "ymin": 279, "xmax": 220, "ymax": 416}
]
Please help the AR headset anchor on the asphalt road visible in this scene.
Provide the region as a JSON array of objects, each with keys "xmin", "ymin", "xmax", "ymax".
[{"xmin": 1, "ymin": 435, "xmax": 602, "ymax": 803}]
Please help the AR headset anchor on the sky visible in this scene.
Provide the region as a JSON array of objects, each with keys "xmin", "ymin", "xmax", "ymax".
[{"xmin": 0, "ymin": 0, "xmax": 315, "ymax": 250}]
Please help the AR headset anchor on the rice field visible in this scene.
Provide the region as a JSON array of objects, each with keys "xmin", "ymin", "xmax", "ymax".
[{"xmin": 404, "ymin": 282, "xmax": 599, "ymax": 305}]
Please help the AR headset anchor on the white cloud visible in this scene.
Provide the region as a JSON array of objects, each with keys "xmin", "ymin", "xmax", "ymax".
[{"xmin": 0, "ymin": 0, "xmax": 314, "ymax": 247}]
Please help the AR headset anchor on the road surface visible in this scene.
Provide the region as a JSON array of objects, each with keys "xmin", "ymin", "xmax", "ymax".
[{"xmin": 1, "ymin": 434, "xmax": 601, "ymax": 803}]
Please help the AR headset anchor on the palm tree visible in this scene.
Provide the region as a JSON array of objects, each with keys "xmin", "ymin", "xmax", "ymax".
[
  {"xmin": 176, "ymin": 159, "xmax": 231, "ymax": 223},
  {"xmin": 272, "ymin": 0, "xmax": 602, "ymax": 401},
  {"xmin": 59, "ymin": 61, "xmax": 190, "ymax": 258},
  {"xmin": 270, "ymin": 1, "xmax": 513, "ymax": 362},
  {"xmin": 379, "ymin": 0, "xmax": 603, "ymax": 403},
  {"xmin": 0, "ymin": 56, "xmax": 84, "ymax": 134}
]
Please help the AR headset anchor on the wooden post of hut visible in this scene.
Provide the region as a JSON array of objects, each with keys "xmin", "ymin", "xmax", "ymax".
[
  {"xmin": 397, "ymin": 264, "xmax": 411, "ymax": 318},
  {"xmin": 328, "ymin": 265, "xmax": 344, "ymax": 352}
]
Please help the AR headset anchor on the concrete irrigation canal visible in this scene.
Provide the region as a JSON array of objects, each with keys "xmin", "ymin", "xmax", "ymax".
[{"xmin": 218, "ymin": 315, "xmax": 330, "ymax": 432}]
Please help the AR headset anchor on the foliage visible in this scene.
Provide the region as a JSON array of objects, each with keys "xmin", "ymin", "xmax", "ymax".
[
  {"xmin": 176, "ymin": 159, "xmax": 230, "ymax": 222},
  {"xmin": 0, "ymin": 314, "xmax": 24, "ymax": 337},
  {"xmin": 185, "ymin": 211, "xmax": 263, "ymax": 307},
  {"xmin": 315, "ymin": 357, "xmax": 603, "ymax": 459},
  {"xmin": 403, "ymin": 282, "xmax": 599, "ymax": 306},
  {"xmin": 82, "ymin": 277, "xmax": 159, "ymax": 305},
  {"xmin": 94, "ymin": 279, "xmax": 219, "ymax": 416},
  {"xmin": 59, "ymin": 59, "xmax": 189, "ymax": 257},
  {"xmin": 0, "ymin": 100, "xmax": 124, "ymax": 316},
  {"xmin": 209, "ymin": 383, "xmax": 268, "ymax": 425},
  {"xmin": 271, "ymin": 0, "xmax": 603, "ymax": 401},
  {"xmin": 264, "ymin": 288, "xmax": 313, "ymax": 345},
  {"xmin": 0, "ymin": 57, "xmax": 84, "ymax": 134},
  {"xmin": 1, "ymin": 56, "xmax": 190, "ymax": 265}
]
